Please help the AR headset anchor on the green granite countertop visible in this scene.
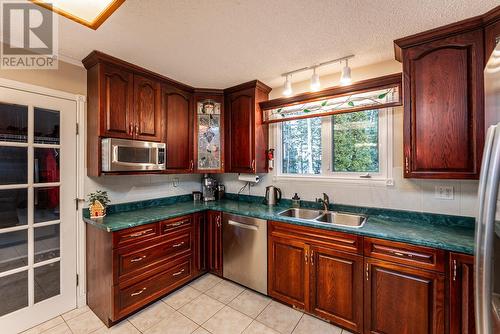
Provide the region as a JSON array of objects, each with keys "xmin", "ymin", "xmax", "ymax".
[{"xmin": 84, "ymin": 195, "xmax": 475, "ymax": 255}]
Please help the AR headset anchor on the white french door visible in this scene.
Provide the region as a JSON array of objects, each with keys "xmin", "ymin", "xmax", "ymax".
[{"xmin": 0, "ymin": 85, "xmax": 78, "ymax": 334}]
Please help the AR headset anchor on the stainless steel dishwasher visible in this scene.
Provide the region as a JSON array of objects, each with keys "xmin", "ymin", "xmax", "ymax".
[{"xmin": 222, "ymin": 213, "xmax": 267, "ymax": 295}]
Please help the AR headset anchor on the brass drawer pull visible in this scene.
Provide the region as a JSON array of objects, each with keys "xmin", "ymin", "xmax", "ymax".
[
  {"xmin": 130, "ymin": 255, "xmax": 146, "ymax": 263},
  {"xmin": 166, "ymin": 220, "xmax": 188, "ymax": 229},
  {"xmin": 127, "ymin": 229, "xmax": 153, "ymax": 238},
  {"xmin": 130, "ymin": 287, "xmax": 146, "ymax": 297},
  {"xmin": 172, "ymin": 241, "xmax": 185, "ymax": 248},
  {"xmin": 172, "ymin": 269, "xmax": 185, "ymax": 277},
  {"xmin": 391, "ymin": 250, "xmax": 414, "ymax": 258}
]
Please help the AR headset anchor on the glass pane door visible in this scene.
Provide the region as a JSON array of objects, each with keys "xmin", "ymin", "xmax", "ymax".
[{"xmin": 0, "ymin": 86, "xmax": 77, "ymax": 333}]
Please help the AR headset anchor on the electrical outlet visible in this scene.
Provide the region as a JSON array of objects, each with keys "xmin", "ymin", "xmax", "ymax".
[
  {"xmin": 434, "ymin": 185, "xmax": 454, "ymax": 200},
  {"xmin": 172, "ymin": 178, "xmax": 179, "ymax": 187}
]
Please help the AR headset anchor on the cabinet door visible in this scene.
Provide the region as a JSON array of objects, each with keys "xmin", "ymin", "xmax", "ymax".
[
  {"xmin": 133, "ymin": 74, "xmax": 162, "ymax": 142},
  {"xmin": 192, "ymin": 212, "xmax": 205, "ymax": 275},
  {"xmin": 268, "ymin": 235, "xmax": 309, "ymax": 310},
  {"xmin": 310, "ymin": 246, "xmax": 363, "ymax": 333},
  {"xmin": 101, "ymin": 64, "xmax": 134, "ymax": 138},
  {"xmin": 207, "ymin": 211, "xmax": 222, "ymax": 276},
  {"xmin": 364, "ymin": 258, "xmax": 445, "ymax": 334},
  {"xmin": 226, "ymin": 93, "xmax": 255, "ymax": 173},
  {"xmin": 449, "ymin": 253, "xmax": 475, "ymax": 334},
  {"xmin": 194, "ymin": 95, "xmax": 224, "ymax": 173},
  {"xmin": 163, "ymin": 87, "xmax": 193, "ymax": 172},
  {"xmin": 403, "ymin": 29, "xmax": 484, "ymax": 179}
]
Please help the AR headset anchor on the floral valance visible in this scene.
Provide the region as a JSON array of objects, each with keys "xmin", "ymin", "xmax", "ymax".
[{"xmin": 261, "ymin": 74, "xmax": 402, "ymax": 124}]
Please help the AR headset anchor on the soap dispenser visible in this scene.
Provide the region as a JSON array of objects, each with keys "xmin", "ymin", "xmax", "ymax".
[{"xmin": 292, "ymin": 193, "xmax": 301, "ymax": 208}]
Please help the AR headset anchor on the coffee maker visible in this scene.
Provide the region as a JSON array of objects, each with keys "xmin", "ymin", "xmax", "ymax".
[{"xmin": 202, "ymin": 174, "xmax": 217, "ymax": 202}]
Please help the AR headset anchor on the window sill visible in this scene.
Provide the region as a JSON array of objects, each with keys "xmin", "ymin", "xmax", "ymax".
[{"xmin": 273, "ymin": 174, "xmax": 394, "ymax": 187}]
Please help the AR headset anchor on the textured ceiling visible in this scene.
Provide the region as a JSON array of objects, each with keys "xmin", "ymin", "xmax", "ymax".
[{"xmin": 54, "ymin": 0, "xmax": 498, "ymax": 88}]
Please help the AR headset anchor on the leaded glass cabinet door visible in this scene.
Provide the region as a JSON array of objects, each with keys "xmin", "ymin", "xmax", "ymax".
[
  {"xmin": 194, "ymin": 95, "xmax": 224, "ymax": 173},
  {"xmin": 0, "ymin": 85, "xmax": 77, "ymax": 334}
]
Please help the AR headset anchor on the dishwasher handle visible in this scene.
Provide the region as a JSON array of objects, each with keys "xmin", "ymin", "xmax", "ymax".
[{"xmin": 227, "ymin": 219, "xmax": 259, "ymax": 231}]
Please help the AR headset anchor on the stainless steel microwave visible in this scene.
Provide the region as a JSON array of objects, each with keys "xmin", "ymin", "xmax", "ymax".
[{"xmin": 101, "ymin": 138, "xmax": 166, "ymax": 172}]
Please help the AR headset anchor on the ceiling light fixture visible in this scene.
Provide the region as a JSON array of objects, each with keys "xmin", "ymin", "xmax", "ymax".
[
  {"xmin": 340, "ymin": 59, "xmax": 352, "ymax": 85},
  {"xmin": 30, "ymin": 0, "xmax": 125, "ymax": 30},
  {"xmin": 281, "ymin": 55, "xmax": 354, "ymax": 96},
  {"xmin": 283, "ymin": 75, "xmax": 293, "ymax": 96},
  {"xmin": 310, "ymin": 67, "xmax": 321, "ymax": 92}
]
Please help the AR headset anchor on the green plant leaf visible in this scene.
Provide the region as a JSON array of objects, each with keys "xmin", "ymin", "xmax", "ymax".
[
  {"xmin": 378, "ymin": 93, "xmax": 387, "ymax": 99},
  {"xmin": 321, "ymin": 100, "xmax": 328, "ymax": 107},
  {"xmin": 303, "ymin": 109, "xmax": 311, "ymax": 113},
  {"xmin": 347, "ymin": 101, "xmax": 355, "ymax": 107}
]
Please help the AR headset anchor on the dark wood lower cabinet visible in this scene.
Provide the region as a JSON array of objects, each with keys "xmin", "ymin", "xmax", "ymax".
[
  {"xmin": 206, "ymin": 210, "xmax": 223, "ymax": 276},
  {"xmin": 364, "ymin": 258, "xmax": 445, "ymax": 334},
  {"xmin": 310, "ymin": 246, "xmax": 363, "ymax": 333},
  {"xmin": 268, "ymin": 235, "xmax": 309, "ymax": 310},
  {"xmin": 86, "ymin": 214, "xmax": 205, "ymax": 326},
  {"xmin": 449, "ymin": 253, "xmax": 475, "ymax": 334}
]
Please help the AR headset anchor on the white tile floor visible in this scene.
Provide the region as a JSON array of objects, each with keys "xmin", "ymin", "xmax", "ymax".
[{"xmin": 21, "ymin": 274, "xmax": 353, "ymax": 334}]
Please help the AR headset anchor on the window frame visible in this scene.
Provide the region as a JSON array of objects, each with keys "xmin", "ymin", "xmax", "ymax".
[{"xmin": 273, "ymin": 107, "xmax": 394, "ymax": 186}]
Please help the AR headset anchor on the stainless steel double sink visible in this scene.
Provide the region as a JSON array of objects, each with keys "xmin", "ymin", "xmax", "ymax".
[{"xmin": 278, "ymin": 208, "xmax": 366, "ymax": 228}]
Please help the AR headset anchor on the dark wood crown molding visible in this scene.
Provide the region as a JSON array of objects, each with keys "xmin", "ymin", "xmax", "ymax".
[
  {"xmin": 224, "ymin": 80, "xmax": 272, "ymax": 94},
  {"xmin": 193, "ymin": 88, "xmax": 224, "ymax": 95},
  {"xmin": 259, "ymin": 73, "xmax": 402, "ymax": 111},
  {"xmin": 394, "ymin": 5, "xmax": 500, "ymax": 61},
  {"xmin": 82, "ymin": 50, "xmax": 195, "ymax": 92}
]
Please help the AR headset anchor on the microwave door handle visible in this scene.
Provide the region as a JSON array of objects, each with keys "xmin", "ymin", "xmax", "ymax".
[{"xmin": 112, "ymin": 145, "xmax": 119, "ymax": 163}]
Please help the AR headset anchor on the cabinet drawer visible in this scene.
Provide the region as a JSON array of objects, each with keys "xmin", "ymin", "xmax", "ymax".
[
  {"xmin": 364, "ymin": 237, "xmax": 445, "ymax": 272},
  {"xmin": 160, "ymin": 216, "xmax": 192, "ymax": 235},
  {"xmin": 113, "ymin": 223, "xmax": 159, "ymax": 248},
  {"xmin": 269, "ymin": 220, "xmax": 362, "ymax": 254},
  {"xmin": 115, "ymin": 259, "xmax": 191, "ymax": 319},
  {"xmin": 115, "ymin": 231, "xmax": 193, "ymax": 282}
]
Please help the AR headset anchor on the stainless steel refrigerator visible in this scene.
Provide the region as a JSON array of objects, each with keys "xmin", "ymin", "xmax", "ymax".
[{"xmin": 475, "ymin": 43, "xmax": 500, "ymax": 333}]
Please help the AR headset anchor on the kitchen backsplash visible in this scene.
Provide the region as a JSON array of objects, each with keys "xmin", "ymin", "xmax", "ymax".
[
  {"xmin": 84, "ymin": 174, "xmax": 201, "ymax": 206},
  {"xmin": 218, "ymin": 169, "xmax": 479, "ymax": 217}
]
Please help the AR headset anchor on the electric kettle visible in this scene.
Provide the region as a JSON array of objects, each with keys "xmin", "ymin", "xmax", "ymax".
[{"xmin": 265, "ymin": 185, "xmax": 282, "ymax": 205}]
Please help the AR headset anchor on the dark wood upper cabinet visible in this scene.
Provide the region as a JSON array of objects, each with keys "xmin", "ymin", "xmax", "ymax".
[
  {"xmin": 101, "ymin": 64, "xmax": 134, "ymax": 139},
  {"xmin": 395, "ymin": 28, "xmax": 485, "ymax": 179},
  {"xmin": 364, "ymin": 257, "xmax": 445, "ymax": 334},
  {"xmin": 224, "ymin": 80, "xmax": 271, "ymax": 174},
  {"xmin": 485, "ymin": 7, "xmax": 500, "ymax": 60},
  {"xmin": 134, "ymin": 74, "xmax": 162, "ymax": 142},
  {"xmin": 163, "ymin": 85, "xmax": 193, "ymax": 173},
  {"xmin": 193, "ymin": 92, "xmax": 225, "ymax": 173},
  {"xmin": 449, "ymin": 253, "xmax": 475, "ymax": 334},
  {"xmin": 310, "ymin": 246, "xmax": 363, "ymax": 333}
]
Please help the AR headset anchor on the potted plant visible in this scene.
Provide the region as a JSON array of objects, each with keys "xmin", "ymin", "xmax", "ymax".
[{"xmin": 88, "ymin": 190, "xmax": 110, "ymax": 218}]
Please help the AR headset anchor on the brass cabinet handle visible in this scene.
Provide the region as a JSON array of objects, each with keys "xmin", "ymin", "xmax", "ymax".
[
  {"xmin": 130, "ymin": 255, "xmax": 146, "ymax": 263},
  {"xmin": 172, "ymin": 268, "xmax": 185, "ymax": 277},
  {"xmin": 251, "ymin": 159, "xmax": 255, "ymax": 171},
  {"xmin": 405, "ymin": 156, "xmax": 409, "ymax": 173},
  {"xmin": 216, "ymin": 215, "xmax": 221, "ymax": 228},
  {"xmin": 310, "ymin": 250, "xmax": 314, "ymax": 265},
  {"xmin": 391, "ymin": 250, "xmax": 414, "ymax": 258},
  {"xmin": 172, "ymin": 241, "xmax": 185, "ymax": 248},
  {"xmin": 167, "ymin": 220, "xmax": 187, "ymax": 229},
  {"xmin": 366, "ymin": 263, "xmax": 369, "ymax": 281},
  {"xmin": 127, "ymin": 228, "xmax": 153, "ymax": 238},
  {"xmin": 130, "ymin": 287, "xmax": 147, "ymax": 297},
  {"xmin": 190, "ymin": 160, "xmax": 194, "ymax": 171},
  {"xmin": 135, "ymin": 124, "xmax": 139, "ymax": 136},
  {"xmin": 305, "ymin": 252, "xmax": 308, "ymax": 264},
  {"xmin": 453, "ymin": 260, "xmax": 457, "ymax": 281},
  {"xmin": 129, "ymin": 122, "xmax": 133, "ymax": 136}
]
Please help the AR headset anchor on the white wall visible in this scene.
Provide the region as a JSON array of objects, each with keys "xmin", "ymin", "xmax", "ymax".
[{"xmin": 219, "ymin": 60, "xmax": 480, "ymax": 217}]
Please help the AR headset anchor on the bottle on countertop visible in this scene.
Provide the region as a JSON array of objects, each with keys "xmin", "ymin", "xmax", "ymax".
[{"xmin": 292, "ymin": 193, "xmax": 301, "ymax": 208}]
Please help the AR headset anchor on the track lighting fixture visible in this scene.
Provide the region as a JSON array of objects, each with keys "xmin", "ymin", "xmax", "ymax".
[
  {"xmin": 283, "ymin": 75, "xmax": 293, "ymax": 96},
  {"xmin": 281, "ymin": 55, "xmax": 354, "ymax": 96},
  {"xmin": 310, "ymin": 67, "xmax": 321, "ymax": 91},
  {"xmin": 340, "ymin": 59, "xmax": 352, "ymax": 85}
]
